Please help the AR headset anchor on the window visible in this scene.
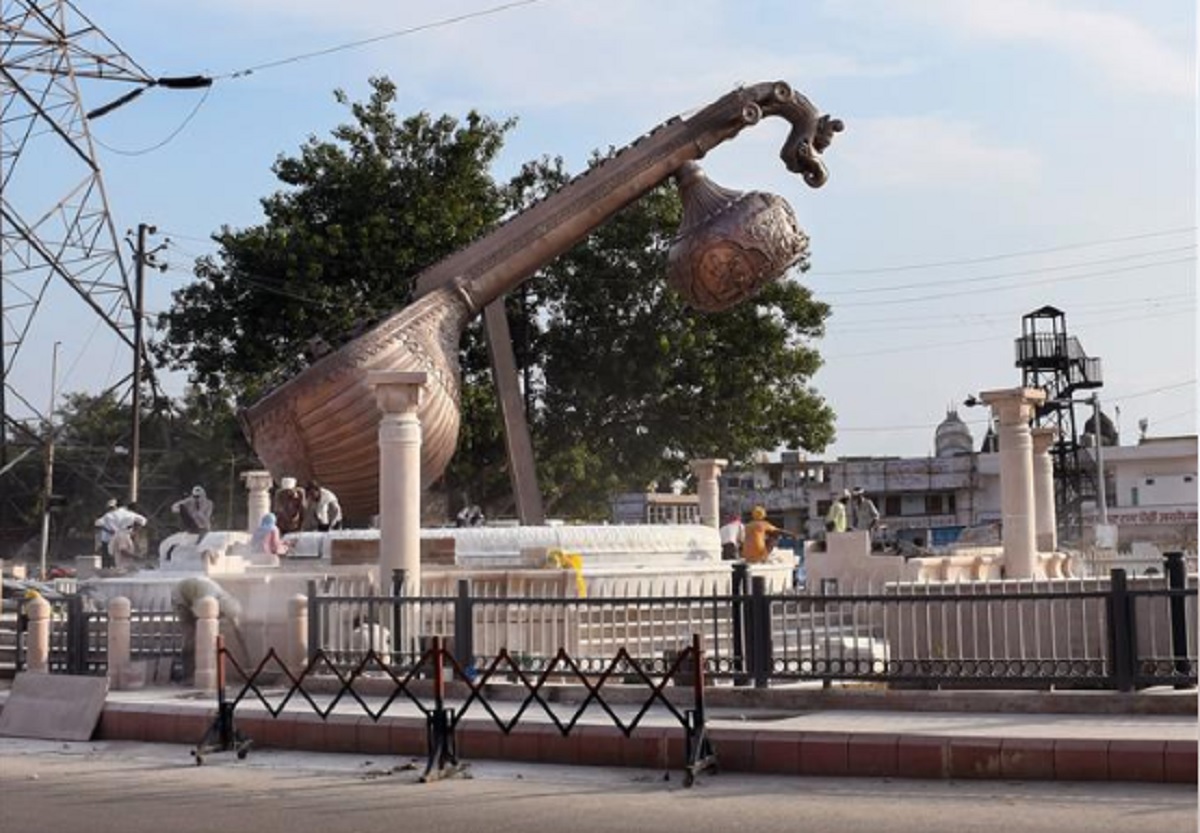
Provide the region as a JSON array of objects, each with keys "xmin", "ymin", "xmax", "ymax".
[
  {"xmin": 947, "ymin": 493, "xmax": 957, "ymax": 514},
  {"xmin": 925, "ymin": 494, "xmax": 944, "ymax": 515},
  {"xmin": 1131, "ymin": 487, "xmax": 1139, "ymax": 507},
  {"xmin": 884, "ymin": 496, "xmax": 902, "ymax": 516}
]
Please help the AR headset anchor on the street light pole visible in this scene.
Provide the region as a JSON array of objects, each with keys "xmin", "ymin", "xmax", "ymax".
[
  {"xmin": 129, "ymin": 223, "xmax": 147, "ymax": 504},
  {"xmin": 1091, "ymin": 394, "xmax": 1108, "ymax": 526}
]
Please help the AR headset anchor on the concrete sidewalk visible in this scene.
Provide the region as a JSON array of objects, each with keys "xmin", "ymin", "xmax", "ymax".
[{"xmin": 2, "ymin": 680, "xmax": 1194, "ymax": 784}]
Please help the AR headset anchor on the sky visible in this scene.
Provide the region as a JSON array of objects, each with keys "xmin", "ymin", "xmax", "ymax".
[{"xmin": 6, "ymin": 0, "xmax": 1196, "ymax": 463}]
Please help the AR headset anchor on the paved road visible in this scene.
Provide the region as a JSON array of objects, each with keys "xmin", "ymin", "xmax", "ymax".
[{"xmin": 0, "ymin": 740, "xmax": 1194, "ymax": 833}]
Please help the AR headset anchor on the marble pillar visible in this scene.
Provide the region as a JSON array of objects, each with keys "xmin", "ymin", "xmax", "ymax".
[
  {"xmin": 980, "ymin": 388, "xmax": 1046, "ymax": 579},
  {"xmin": 690, "ymin": 458, "xmax": 728, "ymax": 528},
  {"xmin": 368, "ymin": 371, "xmax": 428, "ymax": 594},
  {"xmin": 241, "ymin": 470, "xmax": 274, "ymax": 533},
  {"xmin": 1030, "ymin": 427, "xmax": 1058, "ymax": 554}
]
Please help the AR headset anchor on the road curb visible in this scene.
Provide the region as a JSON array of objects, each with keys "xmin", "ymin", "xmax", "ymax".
[{"xmin": 87, "ymin": 699, "xmax": 1198, "ymax": 784}]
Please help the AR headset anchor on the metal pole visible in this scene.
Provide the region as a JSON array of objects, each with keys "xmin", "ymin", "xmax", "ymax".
[
  {"xmin": 38, "ymin": 341, "xmax": 60, "ymax": 580},
  {"xmin": 129, "ymin": 223, "xmax": 148, "ymax": 504},
  {"xmin": 1107, "ymin": 568, "xmax": 1134, "ymax": 692},
  {"xmin": 1163, "ymin": 552, "xmax": 1192, "ymax": 684},
  {"xmin": 1092, "ymin": 395, "xmax": 1108, "ymax": 525}
]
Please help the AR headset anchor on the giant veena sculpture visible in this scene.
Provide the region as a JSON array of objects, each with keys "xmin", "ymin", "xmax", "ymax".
[{"xmin": 241, "ymin": 81, "xmax": 842, "ymax": 519}]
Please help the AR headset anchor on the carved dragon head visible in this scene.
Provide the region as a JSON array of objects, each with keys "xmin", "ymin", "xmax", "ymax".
[{"xmin": 771, "ymin": 85, "xmax": 844, "ymax": 188}]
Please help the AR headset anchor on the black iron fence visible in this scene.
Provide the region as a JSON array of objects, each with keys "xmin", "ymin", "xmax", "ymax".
[
  {"xmin": 310, "ymin": 560, "xmax": 1196, "ymax": 692},
  {"xmin": 12, "ymin": 597, "xmax": 182, "ymax": 677},
  {"xmin": 10, "ymin": 556, "xmax": 1196, "ymax": 694}
]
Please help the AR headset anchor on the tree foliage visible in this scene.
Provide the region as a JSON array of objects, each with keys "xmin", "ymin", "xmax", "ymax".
[{"xmin": 155, "ymin": 77, "xmax": 835, "ymax": 521}]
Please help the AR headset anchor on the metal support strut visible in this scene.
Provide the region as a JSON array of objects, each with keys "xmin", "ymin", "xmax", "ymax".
[
  {"xmin": 682, "ymin": 633, "xmax": 718, "ymax": 787},
  {"xmin": 193, "ymin": 635, "xmax": 253, "ymax": 765},
  {"xmin": 420, "ymin": 636, "xmax": 468, "ymax": 782}
]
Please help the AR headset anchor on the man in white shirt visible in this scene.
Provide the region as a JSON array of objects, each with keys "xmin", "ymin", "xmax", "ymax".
[
  {"xmin": 304, "ymin": 481, "xmax": 343, "ymax": 531},
  {"xmin": 718, "ymin": 513, "xmax": 745, "ymax": 561},
  {"xmin": 95, "ymin": 500, "xmax": 147, "ymax": 569}
]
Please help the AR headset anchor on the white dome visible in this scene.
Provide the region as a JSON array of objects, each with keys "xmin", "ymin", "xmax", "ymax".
[{"xmin": 935, "ymin": 409, "xmax": 974, "ymax": 457}]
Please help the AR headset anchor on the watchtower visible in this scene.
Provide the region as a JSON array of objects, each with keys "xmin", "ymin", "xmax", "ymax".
[{"xmin": 1014, "ymin": 306, "xmax": 1103, "ymax": 541}]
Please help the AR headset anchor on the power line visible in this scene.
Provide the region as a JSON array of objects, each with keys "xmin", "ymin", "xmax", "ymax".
[
  {"xmin": 823, "ymin": 306, "xmax": 1194, "ymax": 360},
  {"xmin": 215, "ymin": 0, "xmax": 549, "ymax": 81},
  {"xmin": 162, "ymin": 264, "xmax": 340, "ymax": 309},
  {"xmin": 1107, "ymin": 380, "xmax": 1196, "ymax": 404},
  {"xmin": 828, "ymin": 256, "xmax": 1194, "ymax": 308},
  {"xmin": 827, "ymin": 294, "xmax": 1196, "ymax": 336},
  {"xmin": 1146, "ymin": 409, "xmax": 1197, "ymax": 428},
  {"xmin": 815, "ymin": 245, "xmax": 1195, "ymax": 296},
  {"xmin": 92, "ymin": 85, "xmax": 213, "ymax": 156},
  {"xmin": 159, "ymin": 230, "xmax": 216, "ymax": 245},
  {"xmin": 809, "ymin": 226, "xmax": 1196, "ymax": 277},
  {"xmin": 831, "ymin": 382, "xmax": 1196, "ymax": 435},
  {"xmin": 830, "ymin": 294, "xmax": 1195, "ymax": 333},
  {"xmin": 836, "ymin": 417, "xmax": 991, "ymax": 434}
]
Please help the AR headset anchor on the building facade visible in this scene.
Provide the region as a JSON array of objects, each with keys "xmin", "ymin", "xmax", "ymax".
[
  {"xmin": 718, "ymin": 416, "xmax": 1196, "ymax": 552},
  {"xmin": 1081, "ymin": 435, "xmax": 1197, "ymax": 550}
]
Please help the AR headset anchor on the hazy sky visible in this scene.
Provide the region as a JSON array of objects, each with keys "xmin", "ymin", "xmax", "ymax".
[{"xmin": 9, "ymin": 0, "xmax": 1196, "ymax": 460}]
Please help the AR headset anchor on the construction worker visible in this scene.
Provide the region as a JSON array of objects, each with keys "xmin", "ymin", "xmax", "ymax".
[
  {"xmin": 171, "ymin": 576, "xmax": 245, "ymax": 684},
  {"xmin": 825, "ymin": 489, "xmax": 850, "ymax": 534},
  {"xmin": 742, "ymin": 506, "xmax": 796, "ymax": 564}
]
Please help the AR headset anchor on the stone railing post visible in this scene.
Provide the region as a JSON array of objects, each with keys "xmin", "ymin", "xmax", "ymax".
[
  {"xmin": 193, "ymin": 596, "xmax": 220, "ymax": 693},
  {"xmin": 689, "ymin": 458, "xmax": 728, "ymax": 528},
  {"xmin": 1030, "ymin": 427, "xmax": 1058, "ymax": 554},
  {"xmin": 288, "ymin": 594, "xmax": 308, "ymax": 674},
  {"xmin": 24, "ymin": 593, "xmax": 51, "ymax": 673},
  {"xmin": 106, "ymin": 596, "xmax": 132, "ymax": 689},
  {"xmin": 241, "ymin": 470, "xmax": 274, "ymax": 533}
]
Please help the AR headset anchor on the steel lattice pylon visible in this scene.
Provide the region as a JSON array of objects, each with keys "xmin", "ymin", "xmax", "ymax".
[{"xmin": 1, "ymin": 0, "xmax": 151, "ymax": 459}]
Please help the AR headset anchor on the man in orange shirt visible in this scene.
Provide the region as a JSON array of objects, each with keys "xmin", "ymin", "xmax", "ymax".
[{"xmin": 742, "ymin": 505, "xmax": 796, "ymax": 564}]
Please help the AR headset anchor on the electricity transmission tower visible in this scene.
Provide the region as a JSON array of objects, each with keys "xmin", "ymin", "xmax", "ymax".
[{"xmin": 0, "ymin": 1, "xmax": 153, "ymax": 462}]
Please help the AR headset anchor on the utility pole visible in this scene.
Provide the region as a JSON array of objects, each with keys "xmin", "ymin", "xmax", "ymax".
[
  {"xmin": 125, "ymin": 223, "xmax": 167, "ymax": 505},
  {"xmin": 38, "ymin": 341, "xmax": 60, "ymax": 580}
]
